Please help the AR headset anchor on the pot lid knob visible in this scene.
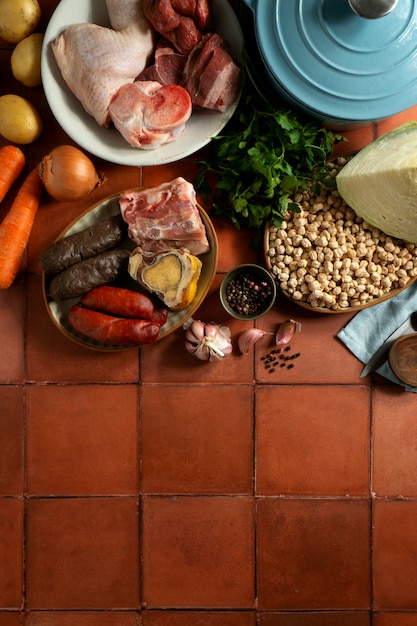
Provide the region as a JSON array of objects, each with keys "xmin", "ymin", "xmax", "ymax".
[{"xmin": 348, "ymin": 0, "xmax": 399, "ymax": 18}]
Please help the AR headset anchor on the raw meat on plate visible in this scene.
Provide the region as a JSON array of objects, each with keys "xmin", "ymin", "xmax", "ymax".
[
  {"xmin": 50, "ymin": 0, "xmax": 242, "ymax": 149},
  {"xmin": 109, "ymin": 80, "xmax": 192, "ymax": 149},
  {"xmin": 138, "ymin": 31, "xmax": 243, "ymax": 114},
  {"xmin": 50, "ymin": 0, "xmax": 156, "ymax": 127},
  {"xmin": 142, "ymin": 0, "xmax": 213, "ymax": 55},
  {"xmin": 128, "ymin": 246, "xmax": 203, "ymax": 310},
  {"xmin": 119, "ymin": 177, "xmax": 210, "ymax": 255},
  {"xmin": 137, "ymin": 39, "xmax": 187, "ymax": 85},
  {"xmin": 182, "ymin": 32, "xmax": 242, "ymax": 112},
  {"xmin": 107, "ymin": 0, "xmax": 148, "ymax": 30}
]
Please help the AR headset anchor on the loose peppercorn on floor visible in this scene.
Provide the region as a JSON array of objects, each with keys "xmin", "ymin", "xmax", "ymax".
[{"xmin": 3, "ymin": 2, "xmax": 417, "ymax": 624}]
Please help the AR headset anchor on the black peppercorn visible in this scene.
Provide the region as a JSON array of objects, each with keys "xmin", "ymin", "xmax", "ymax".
[{"xmin": 225, "ymin": 272, "xmax": 273, "ymax": 316}]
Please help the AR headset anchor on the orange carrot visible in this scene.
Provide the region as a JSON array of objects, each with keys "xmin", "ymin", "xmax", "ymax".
[
  {"xmin": 0, "ymin": 145, "xmax": 26, "ymax": 203},
  {"xmin": 0, "ymin": 166, "xmax": 43, "ymax": 289}
]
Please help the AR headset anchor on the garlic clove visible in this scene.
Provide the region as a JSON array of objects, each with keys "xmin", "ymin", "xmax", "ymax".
[
  {"xmin": 275, "ymin": 319, "xmax": 302, "ymax": 346},
  {"xmin": 215, "ymin": 325, "xmax": 233, "ymax": 354},
  {"xmin": 238, "ymin": 328, "xmax": 271, "ymax": 354},
  {"xmin": 204, "ymin": 323, "xmax": 221, "ymax": 340},
  {"xmin": 184, "ymin": 318, "xmax": 206, "ymax": 344},
  {"xmin": 185, "ymin": 338, "xmax": 199, "ymax": 354}
]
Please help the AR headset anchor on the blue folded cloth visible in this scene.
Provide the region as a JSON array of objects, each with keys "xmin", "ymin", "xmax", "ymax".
[{"xmin": 337, "ymin": 280, "xmax": 417, "ymax": 392}]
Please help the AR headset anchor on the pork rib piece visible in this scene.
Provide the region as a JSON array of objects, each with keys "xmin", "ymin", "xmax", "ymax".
[
  {"xmin": 51, "ymin": 0, "xmax": 155, "ymax": 127},
  {"xmin": 182, "ymin": 32, "xmax": 242, "ymax": 112},
  {"xmin": 109, "ymin": 80, "xmax": 192, "ymax": 149},
  {"xmin": 119, "ymin": 177, "xmax": 210, "ymax": 255},
  {"xmin": 142, "ymin": 0, "xmax": 213, "ymax": 55}
]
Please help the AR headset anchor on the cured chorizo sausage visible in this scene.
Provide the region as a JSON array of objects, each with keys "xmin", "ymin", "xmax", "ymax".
[
  {"xmin": 48, "ymin": 248, "xmax": 129, "ymax": 301},
  {"xmin": 41, "ymin": 214, "xmax": 127, "ymax": 276},
  {"xmin": 80, "ymin": 286, "xmax": 168, "ymax": 326},
  {"xmin": 69, "ymin": 305, "xmax": 161, "ymax": 346}
]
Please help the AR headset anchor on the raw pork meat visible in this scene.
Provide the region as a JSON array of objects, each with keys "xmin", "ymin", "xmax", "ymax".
[
  {"xmin": 108, "ymin": 80, "xmax": 192, "ymax": 149},
  {"xmin": 51, "ymin": 0, "xmax": 155, "ymax": 127},
  {"xmin": 142, "ymin": 0, "xmax": 213, "ymax": 55},
  {"xmin": 119, "ymin": 177, "xmax": 210, "ymax": 255},
  {"xmin": 181, "ymin": 32, "xmax": 242, "ymax": 112},
  {"xmin": 137, "ymin": 39, "xmax": 187, "ymax": 85}
]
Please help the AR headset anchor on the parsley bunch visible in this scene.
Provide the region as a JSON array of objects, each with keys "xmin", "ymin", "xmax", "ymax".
[{"xmin": 195, "ymin": 5, "xmax": 344, "ymax": 230}]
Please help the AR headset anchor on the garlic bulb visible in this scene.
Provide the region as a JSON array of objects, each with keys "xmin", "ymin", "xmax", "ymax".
[{"xmin": 184, "ymin": 318, "xmax": 233, "ymax": 362}]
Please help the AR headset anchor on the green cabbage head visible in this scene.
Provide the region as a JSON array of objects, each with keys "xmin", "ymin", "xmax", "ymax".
[{"xmin": 336, "ymin": 121, "xmax": 417, "ymax": 244}]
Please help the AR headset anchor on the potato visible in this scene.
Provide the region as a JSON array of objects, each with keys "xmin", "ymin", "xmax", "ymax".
[
  {"xmin": 11, "ymin": 33, "xmax": 43, "ymax": 87},
  {"xmin": 0, "ymin": 0, "xmax": 41, "ymax": 44},
  {"xmin": 0, "ymin": 94, "xmax": 42, "ymax": 144}
]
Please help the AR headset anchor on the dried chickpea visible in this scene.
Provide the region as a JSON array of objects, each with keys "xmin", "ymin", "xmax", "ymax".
[{"xmin": 266, "ymin": 160, "xmax": 417, "ymax": 311}]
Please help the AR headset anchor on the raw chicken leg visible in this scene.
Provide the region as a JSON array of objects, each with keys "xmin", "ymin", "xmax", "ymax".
[
  {"xmin": 106, "ymin": 0, "xmax": 148, "ymax": 30},
  {"xmin": 51, "ymin": 0, "xmax": 156, "ymax": 127}
]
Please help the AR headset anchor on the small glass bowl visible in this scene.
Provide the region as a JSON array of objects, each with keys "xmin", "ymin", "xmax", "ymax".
[{"xmin": 219, "ymin": 263, "xmax": 276, "ymax": 320}]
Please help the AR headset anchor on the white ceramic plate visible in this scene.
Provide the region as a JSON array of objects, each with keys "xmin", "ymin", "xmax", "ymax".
[
  {"xmin": 42, "ymin": 192, "xmax": 218, "ymax": 351},
  {"xmin": 41, "ymin": 0, "xmax": 243, "ymax": 166}
]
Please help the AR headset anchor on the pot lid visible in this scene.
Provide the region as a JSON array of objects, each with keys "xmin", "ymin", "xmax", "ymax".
[{"xmin": 245, "ymin": 0, "xmax": 417, "ymax": 122}]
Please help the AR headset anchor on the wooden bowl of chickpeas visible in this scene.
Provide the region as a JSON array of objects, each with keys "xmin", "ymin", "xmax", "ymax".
[{"xmin": 264, "ymin": 160, "xmax": 417, "ymax": 314}]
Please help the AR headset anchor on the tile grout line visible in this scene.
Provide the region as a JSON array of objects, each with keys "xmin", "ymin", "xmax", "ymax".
[
  {"xmin": 22, "ymin": 381, "xmax": 28, "ymax": 618},
  {"xmin": 369, "ymin": 386, "xmax": 375, "ymax": 617},
  {"xmin": 22, "ymin": 270, "xmax": 29, "ymax": 618},
  {"xmin": 137, "ymin": 371, "xmax": 144, "ymax": 612},
  {"xmin": 253, "ymin": 381, "xmax": 258, "ymax": 612}
]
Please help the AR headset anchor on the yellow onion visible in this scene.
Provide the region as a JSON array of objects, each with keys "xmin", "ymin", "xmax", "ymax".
[{"xmin": 39, "ymin": 145, "xmax": 104, "ymax": 201}]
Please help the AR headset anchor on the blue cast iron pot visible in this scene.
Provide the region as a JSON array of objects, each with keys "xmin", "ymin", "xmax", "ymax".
[{"xmin": 244, "ymin": 0, "xmax": 417, "ymax": 128}]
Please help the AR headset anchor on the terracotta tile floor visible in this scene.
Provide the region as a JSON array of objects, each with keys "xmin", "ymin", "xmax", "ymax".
[{"xmin": 2, "ymin": 1, "xmax": 417, "ymax": 623}]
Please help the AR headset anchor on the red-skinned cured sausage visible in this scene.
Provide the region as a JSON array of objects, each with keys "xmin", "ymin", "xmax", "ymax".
[
  {"xmin": 80, "ymin": 286, "xmax": 168, "ymax": 326},
  {"xmin": 69, "ymin": 305, "xmax": 160, "ymax": 346}
]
